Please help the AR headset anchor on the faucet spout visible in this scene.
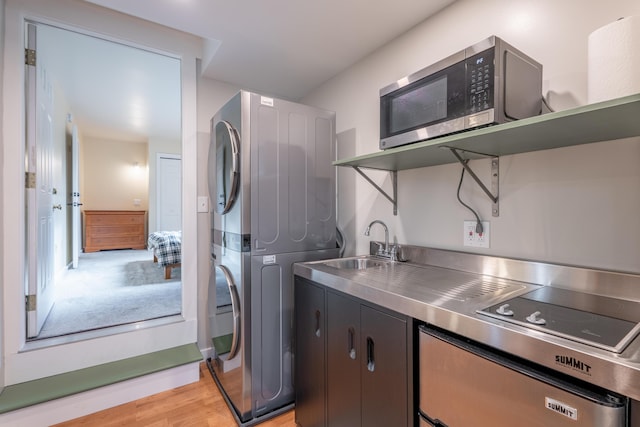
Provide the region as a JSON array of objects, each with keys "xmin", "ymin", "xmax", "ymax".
[{"xmin": 364, "ymin": 220, "xmax": 389, "ymax": 254}]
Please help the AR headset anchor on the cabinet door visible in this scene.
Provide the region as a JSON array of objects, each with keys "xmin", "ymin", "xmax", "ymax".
[
  {"xmin": 327, "ymin": 291, "xmax": 361, "ymax": 427},
  {"xmin": 294, "ymin": 278, "xmax": 326, "ymax": 427},
  {"xmin": 361, "ymin": 305, "xmax": 408, "ymax": 427}
]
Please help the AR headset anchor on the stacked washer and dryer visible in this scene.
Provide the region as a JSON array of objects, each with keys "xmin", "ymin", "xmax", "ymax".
[{"xmin": 207, "ymin": 91, "xmax": 339, "ymax": 425}]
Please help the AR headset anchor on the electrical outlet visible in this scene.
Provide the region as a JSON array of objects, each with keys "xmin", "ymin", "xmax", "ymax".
[{"xmin": 463, "ymin": 220, "xmax": 490, "ymax": 248}]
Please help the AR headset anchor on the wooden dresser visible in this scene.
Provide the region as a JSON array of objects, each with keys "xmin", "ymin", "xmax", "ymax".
[{"xmin": 83, "ymin": 210, "xmax": 146, "ymax": 252}]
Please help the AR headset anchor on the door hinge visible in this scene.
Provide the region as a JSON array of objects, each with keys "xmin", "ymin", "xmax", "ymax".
[
  {"xmin": 25, "ymin": 48, "xmax": 36, "ymax": 66},
  {"xmin": 26, "ymin": 294, "xmax": 37, "ymax": 311},
  {"xmin": 25, "ymin": 172, "xmax": 36, "ymax": 189}
]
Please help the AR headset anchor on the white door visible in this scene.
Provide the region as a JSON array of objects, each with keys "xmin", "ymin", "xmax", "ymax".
[
  {"xmin": 157, "ymin": 154, "xmax": 182, "ymax": 231},
  {"xmin": 26, "ymin": 23, "xmax": 56, "ymax": 337},
  {"xmin": 71, "ymin": 125, "xmax": 81, "ymax": 268}
]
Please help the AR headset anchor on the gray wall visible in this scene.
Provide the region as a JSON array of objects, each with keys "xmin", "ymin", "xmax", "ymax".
[{"xmin": 302, "ymin": 0, "xmax": 640, "ymax": 274}]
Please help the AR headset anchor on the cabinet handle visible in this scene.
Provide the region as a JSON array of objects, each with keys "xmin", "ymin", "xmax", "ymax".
[
  {"xmin": 366, "ymin": 336, "xmax": 375, "ymax": 372},
  {"xmin": 315, "ymin": 310, "xmax": 321, "ymax": 338},
  {"xmin": 348, "ymin": 327, "xmax": 356, "ymax": 360}
]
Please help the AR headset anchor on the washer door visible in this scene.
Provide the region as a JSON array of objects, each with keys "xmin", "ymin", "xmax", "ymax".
[
  {"xmin": 213, "ymin": 264, "xmax": 241, "ymax": 360},
  {"xmin": 212, "ymin": 120, "xmax": 240, "ymax": 215}
]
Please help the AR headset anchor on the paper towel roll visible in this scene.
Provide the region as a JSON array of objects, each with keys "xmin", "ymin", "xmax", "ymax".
[{"xmin": 588, "ymin": 16, "xmax": 640, "ymax": 103}]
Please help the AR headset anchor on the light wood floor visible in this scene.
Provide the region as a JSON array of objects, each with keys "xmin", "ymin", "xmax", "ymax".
[{"xmin": 53, "ymin": 362, "xmax": 296, "ymax": 427}]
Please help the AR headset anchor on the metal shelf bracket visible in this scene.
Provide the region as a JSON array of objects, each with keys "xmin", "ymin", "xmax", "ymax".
[
  {"xmin": 352, "ymin": 166, "xmax": 398, "ymax": 215},
  {"xmin": 449, "ymin": 148, "xmax": 500, "ymax": 217}
]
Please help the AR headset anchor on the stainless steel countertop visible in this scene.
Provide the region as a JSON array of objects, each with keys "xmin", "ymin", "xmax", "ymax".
[{"xmin": 293, "ymin": 246, "xmax": 640, "ymax": 401}]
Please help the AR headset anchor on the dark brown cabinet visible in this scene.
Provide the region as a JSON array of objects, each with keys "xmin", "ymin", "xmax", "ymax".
[
  {"xmin": 294, "ymin": 276, "xmax": 414, "ymax": 427},
  {"xmin": 360, "ymin": 303, "xmax": 410, "ymax": 427},
  {"xmin": 293, "ymin": 277, "xmax": 327, "ymax": 427},
  {"xmin": 326, "ymin": 291, "xmax": 360, "ymax": 427}
]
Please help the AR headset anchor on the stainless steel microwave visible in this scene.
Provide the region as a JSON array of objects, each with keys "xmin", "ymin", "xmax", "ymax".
[{"xmin": 379, "ymin": 36, "xmax": 543, "ymax": 150}]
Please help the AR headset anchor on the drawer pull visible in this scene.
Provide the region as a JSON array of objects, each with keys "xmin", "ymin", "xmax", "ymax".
[
  {"xmin": 348, "ymin": 327, "xmax": 356, "ymax": 360},
  {"xmin": 366, "ymin": 336, "xmax": 375, "ymax": 372},
  {"xmin": 315, "ymin": 310, "xmax": 321, "ymax": 338}
]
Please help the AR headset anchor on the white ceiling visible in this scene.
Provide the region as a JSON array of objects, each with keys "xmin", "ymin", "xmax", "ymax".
[
  {"xmin": 45, "ymin": 0, "xmax": 456, "ymax": 142},
  {"xmin": 38, "ymin": 23, "xmax": 182, "ymax": 142},
  {"xmin": 83, "ymin": 0, "xmax": 456, "ymax": 100}
]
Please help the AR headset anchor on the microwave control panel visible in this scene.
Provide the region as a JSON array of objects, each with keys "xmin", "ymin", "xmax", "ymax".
[{"xmin": 466, "ymin": 49, "xmax": 495, "ymax": 114}]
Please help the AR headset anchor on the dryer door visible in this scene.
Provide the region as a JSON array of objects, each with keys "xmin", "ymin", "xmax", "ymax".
[{"xmin": 211, "ymin": 120, "xmax": 240, "ymax": 215}]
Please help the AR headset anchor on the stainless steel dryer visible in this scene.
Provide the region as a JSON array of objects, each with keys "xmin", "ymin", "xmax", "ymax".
[{"xmin": 207, "ymin": 91, "xmax": 338, "ymax": 425}]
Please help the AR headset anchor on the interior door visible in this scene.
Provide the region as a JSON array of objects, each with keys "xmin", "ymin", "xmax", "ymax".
[
  {"xmin": 25, "ymin": 22, "xmax": 56, "ymax": 337},
  {"xmin": 71, "ymin": 124, "xmax": 81, "ymax": 268},
  {"xmin": 157, "ymin": 154, "xmax": 182, "ymax": 231}
]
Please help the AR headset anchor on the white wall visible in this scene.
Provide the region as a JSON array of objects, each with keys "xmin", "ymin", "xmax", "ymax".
[
  {"xmin": 2, "ymin": 0, "xmax": 200, "ymax": 392},
  {"xmin": 81, "ymin": 137, "xmax": 149, "ymax": 211},
  {"xmin": 303, "ymin": 0, "xmax": 640, "ymax": 273}
]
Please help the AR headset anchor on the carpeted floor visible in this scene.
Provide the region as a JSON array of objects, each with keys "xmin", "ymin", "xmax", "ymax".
[
  {"xmin": 124, "ymin": 259, "xmax": 182, "ymax": 285},
  {"xmin": 36, "ymin": 250, "xmax": 182, "ymax": 339}
]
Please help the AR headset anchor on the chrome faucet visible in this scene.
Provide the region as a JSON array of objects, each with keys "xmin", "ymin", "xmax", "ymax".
[{"xmin": 364, "ymin": 220, "xmax": 390, "ymax": 257}]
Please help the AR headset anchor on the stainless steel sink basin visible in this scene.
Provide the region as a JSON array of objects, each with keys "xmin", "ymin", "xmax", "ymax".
[{"xmin": 323, "ymin": 257, "xmax": 389, "ymax": 270}]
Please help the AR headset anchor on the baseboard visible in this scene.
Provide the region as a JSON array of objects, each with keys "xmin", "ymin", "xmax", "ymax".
[{"xmin": 0, "ymin": 362, "xmax": 200, "ymax": 427}]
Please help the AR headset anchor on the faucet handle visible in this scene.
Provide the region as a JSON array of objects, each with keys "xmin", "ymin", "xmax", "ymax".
[
  {"xmin": 373, "ymin": 241, "xmax": 385, "ymax": 255},
  {"xmin": 373, "ymin": 242, "xmax": 394, "ymax": 259},
  {"xmin": 389, "ymin": 245, "xmax": 407, "ymax": 262}
]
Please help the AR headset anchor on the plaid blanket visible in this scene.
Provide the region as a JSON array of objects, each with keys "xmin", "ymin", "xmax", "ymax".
[{"xmin": 148, "ymin": 231, "xmax": 181, "ymax": 266}]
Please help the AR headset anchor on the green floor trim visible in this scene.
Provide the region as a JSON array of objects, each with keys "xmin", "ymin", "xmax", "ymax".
[
  {"xmin": 0, "ymin": 343, "xmax": 202, "ymax": 414},
  {"xmin": 212, "ymin": 334, "xmax": 233, "ymax": 355}
]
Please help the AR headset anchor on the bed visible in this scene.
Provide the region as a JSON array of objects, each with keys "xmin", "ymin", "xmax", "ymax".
[{"xmin": 147, "ymin": 231, "xmax": 182, "ymax": 279}]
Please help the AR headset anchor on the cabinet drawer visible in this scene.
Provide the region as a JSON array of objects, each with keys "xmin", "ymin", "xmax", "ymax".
[
  {"xmin": 85, "ymin": 213, "xmax": 145, "ymax": 226},
  {"xmin": 86, "ymin": 235, "xmax": 145, "ymax": 247},
  {"xmin": 87, "ymin": 224, "xmax": 144, "ymax": 237},
  {"xmin": 84, "ymin": 235, "xmax": 146, "ymax": 252}
]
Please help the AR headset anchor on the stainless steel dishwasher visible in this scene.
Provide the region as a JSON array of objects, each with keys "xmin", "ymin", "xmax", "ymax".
[{"xmin": 418, "ymin": 326, "xmax": 628, "ymax": 427}]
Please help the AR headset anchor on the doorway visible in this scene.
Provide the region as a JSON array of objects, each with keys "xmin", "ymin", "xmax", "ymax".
[
  {"xmin": 25, "ymin": 21, "xmax": 183, "ymax": 340},
  {"xmin": 157, "ymin": 153, "xmax": 182, "ymax": 232}
]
